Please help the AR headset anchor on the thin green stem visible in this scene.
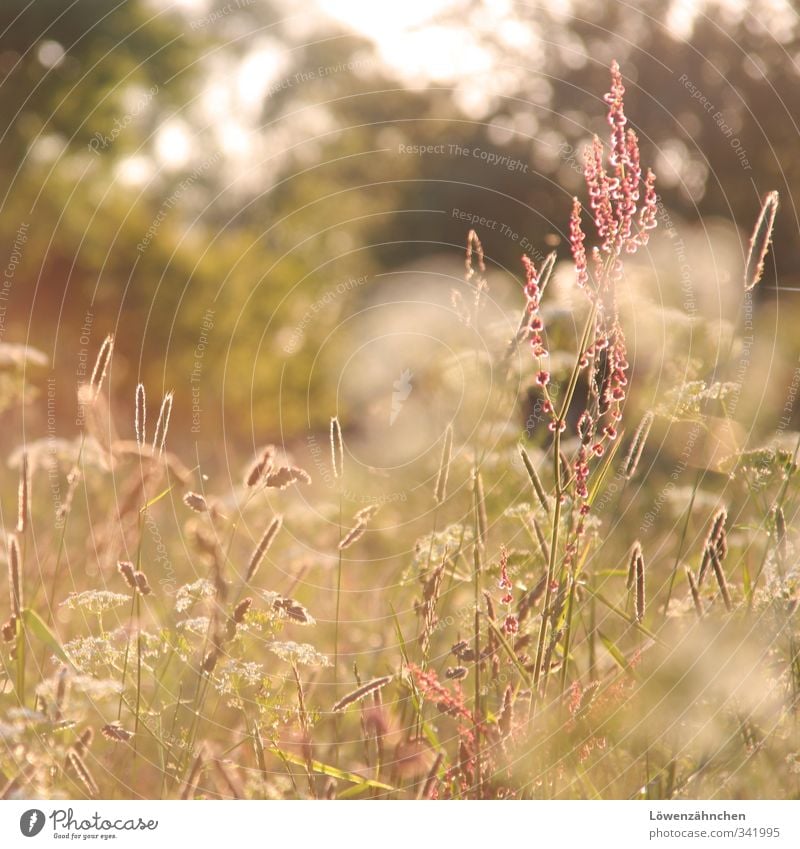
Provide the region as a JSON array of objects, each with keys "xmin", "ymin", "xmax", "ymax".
[
  {"xmin": 48, "ymin": 433, "xmax": 86, "ymax": 622},
  {"xmin": 334, "ymin": 489, "xmax": 343, "ymax": 684}
]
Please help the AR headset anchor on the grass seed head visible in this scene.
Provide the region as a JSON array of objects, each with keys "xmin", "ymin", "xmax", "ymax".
[
  {"xmin": 434, "ymin": 424, "xmax": 454, "ymax": 504},
  {"xmin": 183, "ymin": 491, "xmax": 210, "ymax": 512},
  {"xmin": 330, "ymin": 416, "xmax": 344, "ymax": 480},
  {"xmin": 16, "ymin": 451, "xmax": 28, "ymax": 534},
  {"xmin": 89, "ymin": 334, "xmax": 114, "ymax": 402},
  {"xmin": 134, "ymin": 383, "xmax": 146, "ymax": 447},
  {"xmin": 7, "ymin": 533, "xmax": 22, "ymax": 617},
  {"xmin": 246, "ymin": 515, "xmax": 283, "ymax": 582},
  {"xmin": 744, "ymin": 190, "xmax": 779, "ymax": 291}
]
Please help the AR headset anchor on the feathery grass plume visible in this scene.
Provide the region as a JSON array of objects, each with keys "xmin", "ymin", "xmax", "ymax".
[
  {"xmin": 245, "ymin": 445, "xmax": 275, "ymax": 487},
  {"xmin": 473, "ymin": 469, "xmax": 488, "ymax": 547},
  {"xmin": 634, "ymin": 545, "xmax": 646, "ymax": 623},
  {"xmin": 332, "ymin": 675, "xmax": 393, "ymax": 711},
  {"xmin": 57, "ymin": 467, "xmax": 81, "ymax": 522},
  {"xmin": 67, "ymin": 749, "xmax": 99, "ymax": 797},
  {"xmin": 626, "ymin": 541, "xmax": 642, "ymax": 591},
  {"xmin": 16, "ymin": 451, "xmax": 28, "ymax": 534},
  {"xmin": 183, "ymin": 491, "xmax": 209, "ymax": 512},
  {"xmin": 339, "ymin": 523, "xmax": 366, "ymax": 550},
  {"xmin": 233, "ymin": 597, "xmax": 252, "ymax": 623},
  {"xmin": 536, "ymin": 250, "xmax": 558, "ymax": 297},
  {"xmin": 498, "ymin": 684, "xmax": 514, "ymax": 738},
  {"xmin": 133, "ymin": 570, "xmax": 152, "ymax": 596},
  {"xmin": 708, "ymin": 545, "xmax": 733, "ymax": 611},
  {"xmin": 339, "ymin": 505, "xmax": 379, "ymax": 550},
  {"xmin": 151, "ymin": 391, "xmax": 174, "ymax": 456},
  {"xmin": 89, "ymin": 334, "xmax": 114, "ymax": 402},
  {"xmin": 225, "ymin": 596, "xmax": 253, "ymax": 640},
  {"xmin": 273, "ymin": 595, "xmax": 315, "ymax": 625},
  {"xmin": 117, "ymin": 561, "xmax": 136, "ymax": 590},
  {"xmin": 744, "ymin": 190, "xmax": 779, "ymax": 291},
  {"xmin": 246, "ymin": 515, "xmax": 283, "ymax": 581},
  {"xmin": 698, "ymin": 508, "xmax": 727, "ymax": 585},
  {"xmin": 264, "ymin": 465, "xmax": 311, "ymax": 489},
  {"xmin": 7, "ymin": 533, "xmax": 21, "ymax": 617},
  {"xmin": 465, "ymin": 227, "xmax": 485, "ymax": 276},
  {"xmin": 73, "ymin": 728, "xmax": 94, "ymax": 759},
  {"xmin": 330, "ymin": 416, "xmax": 344, "ymax": 480},
  {"xmin": 685, "ymin": 567, "xmax": 703, "ymax": 619},
  {"xmin": 434, "ymin": 424, "xmax": 454, "ymax": 504},
  {"xmin": 623, "ymin": 411, "xmax": 653, "ymax": 479},
  {"xmin": 54, "ymin": 665, "xmax": 69, "ymax": 721},
  {"xmin": 775, "ymin": 505, "xmax": 787, "ymax": 561},
  {"xmin": 519, "ymin": 445, "xmax": 549, "ymax": 515},
  {"xmin": 202, "ymin": 647, "xmax": 220, "ymax": 674},
  {"xmin": 101, "ymin": 722, "xmax": 134, "ymax": 743},
  {"xmin": 355, "ymin": 504, "xmax": 380, "ymax": 523},
  {"xmin": 134, "ymin": 383, "xmax": 146, "ymax": 447},
  {"xmin": 516, "ymin": 573, "xmax": 547, "ymax": 624}
]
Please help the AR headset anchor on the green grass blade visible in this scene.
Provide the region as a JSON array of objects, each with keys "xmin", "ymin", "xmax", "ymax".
[
  {"xmin": 22, "ymin": 608, "xmax": 72, "ymax": 666},
  {"xmin": 267, "ymin": 747, "xmax": 394, "ymax": 791}
]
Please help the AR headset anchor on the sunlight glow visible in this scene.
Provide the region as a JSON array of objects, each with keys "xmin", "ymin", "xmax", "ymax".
[{"xmin": 156, "ymin": 123, "xmax": 192, "ymax": 168}]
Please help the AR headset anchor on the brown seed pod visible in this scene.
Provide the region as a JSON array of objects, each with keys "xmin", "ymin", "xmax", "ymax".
[
  {"xmin": 117, "ymin": 561, "xmax": 137, "ymax": 590},
  {"xmin": 183, "ymin": 491, "xmax": 210, "ymax": 513},
  {"xmin": 101, "ymin": 722, "xmax": 134, "ymax": 743}
]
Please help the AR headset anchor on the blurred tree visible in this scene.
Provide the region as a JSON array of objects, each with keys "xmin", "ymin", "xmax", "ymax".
[{"xmin": 1, "ymin": 0, "xmax": 797, "ymax": 452}]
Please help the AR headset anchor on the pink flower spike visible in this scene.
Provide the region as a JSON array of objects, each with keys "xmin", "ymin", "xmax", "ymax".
[
  {"xmin": 605, "ymin": 60, "xmax": 628, "ymax": 170},
  {"xmin": 570, "ymin": 197, "xmax": 589, "ymax": 289}
]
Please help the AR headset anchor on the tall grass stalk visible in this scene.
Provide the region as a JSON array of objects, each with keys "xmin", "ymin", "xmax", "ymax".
[{"xmin": 533, "ymin": 301, "xmax": 598, "ymax": 703}]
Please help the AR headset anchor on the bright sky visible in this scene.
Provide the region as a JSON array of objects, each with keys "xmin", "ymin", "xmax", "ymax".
[
  {"xmin": 316, "ymin": 0, "xmax": 460, "ymax": 41},
  {"xmin": 316, "ymin": 0, "xmax": 514, "ymax": 82},
  {"xmin": 145, "ymin": 0, "xmax": 770, "ymax": 177}
]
